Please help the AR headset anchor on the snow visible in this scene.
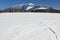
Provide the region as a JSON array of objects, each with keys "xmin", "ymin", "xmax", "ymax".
[
  {"xmin": 36, "ymin": 7, "xmax": 47, "ymax": 9},
  {"xmin": 35, "ymin": 6, "xmax": 47, "ymax": 10},
  {"xmin": 11, "ymin": 4, "xmax": 25, "ymax": 9},
  {"xmin": 0, "ymin": 13, "xmax": 60, "ymax": 40},
  {"xmin": 26, "ymin": 6, "xmax": 34, "ymax": 10},
  {"xmin": 26, "ymin": 3, "xmax": 34, "ymax": 10},
  {"xmin": 28, "ymin": 3, "xmax": 34, "ymax": 5}
]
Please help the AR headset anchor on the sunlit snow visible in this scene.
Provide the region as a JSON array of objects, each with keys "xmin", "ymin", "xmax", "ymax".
[{"xmin": 0, "ymin": 13, "xmax": 60, "ymax": 40}]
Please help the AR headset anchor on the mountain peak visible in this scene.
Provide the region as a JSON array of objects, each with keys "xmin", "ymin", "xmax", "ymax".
[{"xmin": 28, "ymin": 3, "xmax": 34, "ymax": 5}]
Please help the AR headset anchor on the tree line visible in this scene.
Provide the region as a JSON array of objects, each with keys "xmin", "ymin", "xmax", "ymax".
[{"xmin": 0, "ymin": 7, "xmax": 60, "ymax": 13}]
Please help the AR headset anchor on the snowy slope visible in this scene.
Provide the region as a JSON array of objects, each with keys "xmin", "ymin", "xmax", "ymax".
[
  {"xmin": 0, "ymin": 13, "xmax": 60, "ymax": 40},
  {"xmin": 26, "ymin": 3, "xmax": 34, "ymax": 10},
  {"xmin": 9, "ymin": 3, "xmax": 35, "ymax": 10},
  {"xmin": 10, "ymin": 4, "xmax": 25, "ymax": 10}
]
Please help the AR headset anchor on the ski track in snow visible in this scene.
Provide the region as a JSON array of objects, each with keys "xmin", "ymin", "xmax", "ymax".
[{"xmin": 0, "ymin": 13, "xmax": 60, "ymax": 40}]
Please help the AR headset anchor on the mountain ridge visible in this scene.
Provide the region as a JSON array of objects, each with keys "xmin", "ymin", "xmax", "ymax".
[{"xmin": 0, "ymin": 3, "xmax": 60, "ymax": 13}]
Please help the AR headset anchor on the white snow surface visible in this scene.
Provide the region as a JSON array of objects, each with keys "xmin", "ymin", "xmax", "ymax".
[
  {"xmin": 28, "ymin": 3, "xmax": 34, "ymax": 6},
  {"xmin": 36, "ymin": 7, "xmax": 47, "ymax": 9},
  {"xmin": 26, "ymin": 3, "xmax": 34, "ymax": 10},
  {"xmin": 26, "ymin": 6, "xmax": 34, "ymax": 10},
  {"xmin": 0, "ymin": 13, "xmax": 60, "ymax": 40}
]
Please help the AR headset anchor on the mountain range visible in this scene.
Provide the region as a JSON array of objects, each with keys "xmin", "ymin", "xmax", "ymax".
[{"xmin": 0, "ymin": 3, "xmax": 60, "ymax": 13}]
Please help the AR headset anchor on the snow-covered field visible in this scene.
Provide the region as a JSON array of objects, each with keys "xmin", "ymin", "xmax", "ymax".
[{"xmin": 0, "ymin": 13, "xmax": 60, "ymax": 40}]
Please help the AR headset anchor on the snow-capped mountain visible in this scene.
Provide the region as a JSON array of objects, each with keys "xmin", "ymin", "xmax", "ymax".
[
  {"xmin": 8, "ymin": 3, "xmax": 35, "ymax": 10},
  {"xmin": 26, "ymin": 3, "xmax": 35, "ymax": 10},
  {"xmin": 5, "ymin": 3, "xmax": 35, "ymax": 10},
  {"xmin": 35, "ymin": 5, "xmax": 47, "ymax": 10},
  {"xmin": 2, "ymin": 3, "xmax": 60, "ymax": 13},
  {"xmin": 4, "ymin": 3, "xmax": 48, "ymax": 11},
  {"xmin": 9, "ymin": 3, "xmax": 48, "ymax": 11},
  {"xmin": 9, "ymin": 3, "xmax": 45, "ymax": 10},
  {"xmin": 13, "ymin": 4, "xmax": 24, "ymax": 9},
  {"xmin": 10, "ymin": 4, "xmax": 26, "ymax": 10}
]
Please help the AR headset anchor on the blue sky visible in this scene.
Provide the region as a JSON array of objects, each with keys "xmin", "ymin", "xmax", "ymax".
[{"xmin": 0, "ymin": 0, "xmax": 60, "ymax": 10}]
